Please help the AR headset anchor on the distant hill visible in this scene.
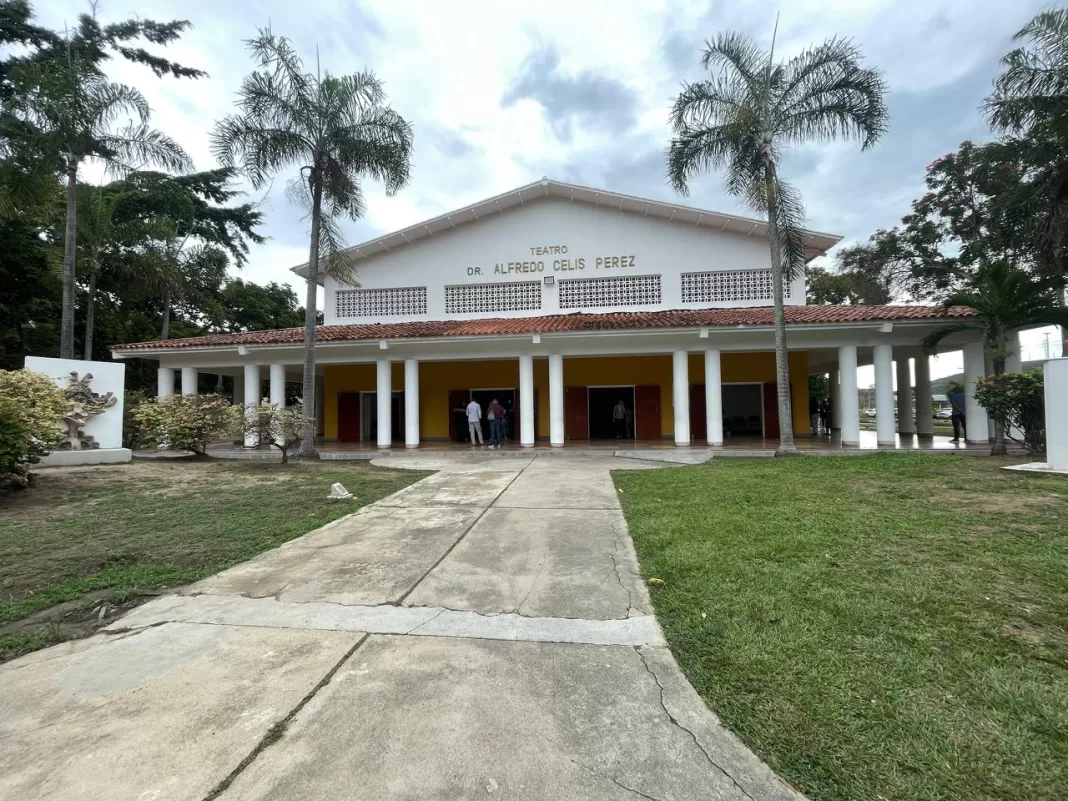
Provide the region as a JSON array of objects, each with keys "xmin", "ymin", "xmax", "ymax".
[{"xmin": 931, "ymin": 360, "xmax": 1044, "ymax": 396}]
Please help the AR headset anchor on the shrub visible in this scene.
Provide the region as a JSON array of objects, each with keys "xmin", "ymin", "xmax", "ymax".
[
  {"xmin": 133, "ymin": 394, "xmax": 239, "ymax": 455},
  {"xmin": 973, "ymin": 369, "xmax": 1045, "ymax": 454},
  {"xmin": 241, "ymin": 402, "xmax": 313, "ymax": 463},
  {"xmin": 0, "ymin": 369, "xmax": 68, "ymax": 484},
  {"xmin": 122, "ymin": 389, "xmax": 149, "ymax": 450}
]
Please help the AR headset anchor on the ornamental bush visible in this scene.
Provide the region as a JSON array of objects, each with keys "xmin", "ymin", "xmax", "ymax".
[
  {"xmin": 0, "ymin": 369, "xmax": 68, "ymax": 484},
  {"xmin": 241, "ymin": 402, "xmax": 312, "ymax": 463},
  {"xmin": 133, "ymin": 394, "xmax": 240, "ymax": 455},
  {"xmin": 973, "ymin": 369, "xmax": 1045, "ymax": 454}
]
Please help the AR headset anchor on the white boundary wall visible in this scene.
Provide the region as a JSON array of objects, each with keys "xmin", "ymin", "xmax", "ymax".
[
  {"xmin": 1045, "ymin": 357, "xmax": 1068, "ymax": 470},
  {"xmin": 24, "ymin": 356, "xmax": 131, "ymax": 466}
]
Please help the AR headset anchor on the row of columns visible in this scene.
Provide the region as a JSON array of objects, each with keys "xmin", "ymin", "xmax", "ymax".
[{"xmin": 158, "ymin": 340, "xmax": 993, "ymax": 449}]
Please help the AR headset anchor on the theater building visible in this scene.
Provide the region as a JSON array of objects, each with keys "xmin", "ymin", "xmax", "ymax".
[{"xmin": 111, "ymin": 179, "xmax": 991, "ymax": 449}]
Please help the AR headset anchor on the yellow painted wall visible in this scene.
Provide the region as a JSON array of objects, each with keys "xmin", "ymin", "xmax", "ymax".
[{"xmin": 324, "ymin": 350, "xmax": 810, "ymax": 441}]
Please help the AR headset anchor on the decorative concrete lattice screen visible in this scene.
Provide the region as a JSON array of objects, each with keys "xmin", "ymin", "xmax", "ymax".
[
  {"xmin": 335, "ymin": 287, "xmax": 428, "ymax": 318},
  {"xmin": 444, "ymin": 281, "xmax": 541, "ymax": 314},
  {"xmin": 681, "ymin": 269, "xmax": 773, "ymax": 303},
  {"xmin": 558, "ymin": 275, "xmax": 662, "ymax": 310}
]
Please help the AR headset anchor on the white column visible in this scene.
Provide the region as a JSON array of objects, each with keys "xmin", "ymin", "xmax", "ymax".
[
  {"xmin": 914, "ymin": 353, "xmax": 933, "ymax": 437},
  {"xmin": 873, "ymin": 344, "xmax": 896, "ymax": 446},
  {"xmin": 963, "ymin": 341, "xmax": 990, "ymax": 444},
  {"xmin": 269, "ymin": 364, "xmax": 286, "ymax": 408},
  {"xmin": 895, "ymin": 355, "xmax": 915, "ymax": 434},
  {"xmin": 672, "ymin": 350, "xmax": 691, "ymax": 446},
  {"xmin": 181, "ymin": 367, "xmax": 198, "ymax": 396},
  {"xmin": 404, "ymin": 359, "xmax": 419, "ymax": 448},
  {"xmin": 243, "ymin": 364, "xmax": 260, "ymax": 447},
  {"xmin": 157, "ymin": 367, "xmax": 175, "ymax": 399},
  {"xmin": 704, "ymin": 349, "xmax": 723, "ymax": 446},
  {"xmin": 839, "ymin": 345, "xmax": 860, "ymax": 447},
  {"xmin": 549, "ymin": 354, "xmax": 564, "ymax": 447},
  {"xmin": 830, "ymin": 369, "xmax": 842, "ymax": 430},
  {"xmin": 519, "ymin": 354, "xmax": 535, "ymax": 447},
  {"xmin": 376, "ymin": 359, "xmax": 392, "ymax": 449}
]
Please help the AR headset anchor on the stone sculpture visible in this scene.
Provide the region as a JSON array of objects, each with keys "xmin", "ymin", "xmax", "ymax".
[{"xmin": 59, "ymin": 372, "xmax": 117, "ymax": 451}]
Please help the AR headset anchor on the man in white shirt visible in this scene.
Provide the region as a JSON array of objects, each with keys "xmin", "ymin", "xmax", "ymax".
[{"xmin": 466, "ymin": 398, "xmax": 484, "ymax": 445}]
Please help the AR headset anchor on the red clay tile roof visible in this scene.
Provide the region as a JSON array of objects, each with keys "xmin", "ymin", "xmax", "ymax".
[{"xmin": 111, "ymin": 305, "xmax": 976, "ymax": 352}]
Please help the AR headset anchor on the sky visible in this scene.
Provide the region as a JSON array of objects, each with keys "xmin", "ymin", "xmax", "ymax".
[{"xmin": 42, "ymin": 0, "xmax": 1063, "ymax": 381}]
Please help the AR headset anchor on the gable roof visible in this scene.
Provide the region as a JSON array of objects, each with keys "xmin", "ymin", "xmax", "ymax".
[
  {"xmin": 291, "ymin": 179, "xmax": 843, "ymax": 284},
  {"xmin": 112, "ymin": 304, "xmax": 974, "ymax": 354}
]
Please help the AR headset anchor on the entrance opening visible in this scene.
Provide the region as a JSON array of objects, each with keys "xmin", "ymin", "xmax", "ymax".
[
  {"xmin": 471, "ymin": 388, "xmax": 516, "ymax": 443},
  {"xmin": 361, "ymin": 391, "xmax": 404, "ymax": 443},
  {"xmin": 723, "ymin": 384, "xmax": 763, "ymax": 437},
  {"xmin": 588, "ymin": 386, "xmax": 635, "ymax": 440}
]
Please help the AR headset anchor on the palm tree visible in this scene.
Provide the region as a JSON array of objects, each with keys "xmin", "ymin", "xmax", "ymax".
[
  {"xmin": 667, "ymin": 29, "xmax": 887, "ymax": 453},
  {"xmin": 76, "ymin": 185, "xmax": 125, "ymax": 358},
  {"xmin": 984, "ymin": 9, "xmax": 1068, "ymax": 352},
  {"xmin": 2, "ymin": 54, "xmax": 191, "ymax": 358},
  {"xmin": 922, "ymin": 261, "xmax": 1068, "ymax": 454},
  {"xmin": 212, "ymin": 30, "xmax": 414, "ymax": 457}
]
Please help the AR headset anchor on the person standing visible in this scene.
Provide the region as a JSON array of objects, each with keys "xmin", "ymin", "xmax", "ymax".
[
  {"xmin": 612, "ymin": 399, "xmax": 627, "ymax": 439},
  {"xmin": 949, "ymin": 385, "xmax": 967, "ymax": 443},
  {"xmin": 487, "ymin": 397, "xmax": 505, "ymax": 449},
  {"xmin": 466, "ymin": 397, "xmax": 484, "ymax": 446}
]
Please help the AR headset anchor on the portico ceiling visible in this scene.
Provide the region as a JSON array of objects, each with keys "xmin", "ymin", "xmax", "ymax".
[{"xmin": 290, "ymin": 179, "xmax": 843, "ymax": 283}]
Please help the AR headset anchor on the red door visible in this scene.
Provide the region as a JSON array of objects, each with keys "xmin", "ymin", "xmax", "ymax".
[
  {"xmin": 762, "ymin": 382, "xmax": 779, "ymax": 440},
  {"xmin": 448, "ymin": 390, "xmax": 470, "ymax": 442},
  {"xmin": 635, "ymin": 385, "xmax": 661, "ymax": 441},
  {"xmin": 689, "ymin": 384, "xmax": 707, "ymax": 442},
  {"xmin": 338, "ymin": 392, "xmax": 360, "ymax": 442},
  {"xmin": 565, "ymin": 386, "xmax": 589, "ymax": 441}
]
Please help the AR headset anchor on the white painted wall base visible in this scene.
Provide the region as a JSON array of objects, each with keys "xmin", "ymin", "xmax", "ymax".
[
  {"xmin": 1044, "ymin": 357, "xmax": 1068, "ymax": 470},
  {"xmin": 39, "ymin": 448, "xmax": 132, "ymax": 467}
]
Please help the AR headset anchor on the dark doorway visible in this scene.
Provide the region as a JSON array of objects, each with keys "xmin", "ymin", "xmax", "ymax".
[
  {"xmin": 449, "ymin": 389, "xmax": 470, "ymax": 442},
  {"xmin": 471, "ymin": 389, "xmax": 516, "ymax": 443},
  {"xmin": 588, "ymin": 387, "xmax": 635, "ymax": 440},
  {"xmin": 723, "ymin": 384, "xmax": 763, "ymax": 437},
  {"xmin": 362, "ymin": 392, "xmax": 405, "ymax": 443},
  {"xmin": 338, "ymin": 392, "xmax": 360, "ymax": 442}
]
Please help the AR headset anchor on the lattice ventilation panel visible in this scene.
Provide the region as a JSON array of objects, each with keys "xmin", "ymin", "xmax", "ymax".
[
  {"xmin": 558, "ymin": 275, "xmax": 662, "ymax": 310},
  {"xmin": 444, "ymin": 281, "xmax": 542, "ymax": 314},
  {"xmin": 335, "ymin": 286, "xmax": 428, "ymax": 318},
  {"xmin": 681, "ymin": 269, "xmax": 773, "ymax": 303}
]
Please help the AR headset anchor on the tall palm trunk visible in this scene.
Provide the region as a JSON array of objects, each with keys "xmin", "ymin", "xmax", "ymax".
[
  {"xmin": 299, "ymin": 165, "xmax": 323, "ymax": 458},
  {"xmin": 61, "ymin": 157, "xmax": 79, "ymax": 359},
  {"xmin": 83, "ymin": 248, "xmax": 98, "ymax": 360},
  {"xmin": 1039, "ymin": 165, "xmax": 1068, "ymax": 354},
  {"xmin": 764, "ymin": 155, "xmax": 796, "ymax": 454},
  {"xmin": 160, "ymin": 288, "xmax": 171, "ymax": 340},
  {"xmin": 990, "ymin": 347, "xmax": 1008, "ymax": 456}
]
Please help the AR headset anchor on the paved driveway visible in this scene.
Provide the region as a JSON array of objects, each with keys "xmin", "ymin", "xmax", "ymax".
[{"xmin": 0, "ymin": 455, "xmax": 801, "ymax": 801}]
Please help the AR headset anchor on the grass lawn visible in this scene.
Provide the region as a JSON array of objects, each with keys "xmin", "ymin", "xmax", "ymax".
[
  {"xmin": 614, "ymin": 454, "xmax": 1068, "ymax": 801},
  {"xmin": 0, "ymin": 459, "xmax": 426, "ymax": 662}
]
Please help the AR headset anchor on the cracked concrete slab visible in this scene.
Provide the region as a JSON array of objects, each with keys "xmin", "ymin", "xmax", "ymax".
[
  {"xmin": 494, "ymin": 462, "xmax": 625, "ymax": 508},
  {"xmin": 187, "ymin": 506, "xmax": 481, "ymax": 605},
  {"xmin": 374, "ymin": 468, "xmax": 520, "ymax": 507},
  {"xmin": 216, "ymin": 634, "xmax": 798, "ymax": 801},
  {"xmin": 104, "ymin": 594, "xmax": 666, "ymax": 647},
  {"xmin": 404, "ymin": 507, "xmax": 648, "ymax": 618},
  {"xmin": 0, "ymin": 622, "xmax": 360, "ymax": 801}
]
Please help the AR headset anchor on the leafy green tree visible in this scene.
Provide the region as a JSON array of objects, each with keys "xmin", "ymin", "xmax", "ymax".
[
  {"xmin": 0, "ymin": 208, "xmax": 60, "ymax": 368},
  {"xmin": 806, "ymin": 265, "xmax": 858, "ymax": 305},
  {"xmin": 973, "ymin": 368, "xmax": 1046, "ymax": 454},
  {"xmin": 219, "ymin": 279, "xmax": 307, "ymax": 332},
  {"xmin": 213, "ymin": 30, "xmax": 414, "ymax": 456},
  {"xmin": 985, "ymin": 8, "xmax": 1068, "ymax": 350},
  {"xmin": 75, "ymin": 185, "xmax": 125, "ymax": 358},
  {"xmin": 922, "ymin": 262, "xmax": 1068, "ymax": 454},
  {"xmin": 667, "ymin": 31, "xmax": 887, "ymax": 453},
  {"xmin": 2, "ymin": 55, "xmax": 191, "ymax": 358}
]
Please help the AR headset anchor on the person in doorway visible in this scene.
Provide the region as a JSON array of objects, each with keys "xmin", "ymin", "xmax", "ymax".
[
  {"xmin": 820, "ymin": 398, "xmax": 832, "ymax": 435},
  {"xmin": 466, "ymin": 397, "xmax": 484, "ymax": 446},
  {"xmin": 810, "ymin": 395, "xmax": 820, "ymax": 434},
  {"xmin": 949, "ymin": 384, "xmax": 967, "ymax": 443},
  {"xmin": 487, "ymin": 397, "xmax": 505, "ymax": 448},
  {"xmin": 613, "ymin": 399, "xmax": 627, "ymax": 439}
]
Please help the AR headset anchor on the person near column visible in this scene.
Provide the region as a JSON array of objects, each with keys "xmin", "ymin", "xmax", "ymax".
[
  {"xmin": 820, "ymin": 397, "xmax": 833, "ymax": 435},
  {"xmin": 487, "ymin": 397, "xmax": 505, "ymax": 449},
  {"xmin": 466, "ymin": 397, "xmax": 484, "ymax": 446},
  {"xmin": 948, "ymin": 381, "xmax": 967, "ymax": 443},
  {"xmin": 613, "ymin": 398, "xmax": 627, "ymax": 439}
]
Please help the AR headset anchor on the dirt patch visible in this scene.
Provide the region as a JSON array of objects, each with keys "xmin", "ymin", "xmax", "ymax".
[{"xmin": 1001, "ymin": 619, "xmax": 1068, "ymax": 652}]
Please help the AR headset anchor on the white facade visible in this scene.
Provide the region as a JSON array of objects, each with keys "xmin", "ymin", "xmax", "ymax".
[{"xmin": 321, "ymin": 192, "xmax": 810, "ymax": 326}]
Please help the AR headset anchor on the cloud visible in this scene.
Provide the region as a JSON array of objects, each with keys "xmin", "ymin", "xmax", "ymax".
[{"xmin": 501, "ymin": 45, "xmax": 641, "ymax": 142}]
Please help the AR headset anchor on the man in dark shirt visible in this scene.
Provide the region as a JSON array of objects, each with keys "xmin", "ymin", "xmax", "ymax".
[{"xmin": 949, "ymin": 389, "xmax": 966, "ymax": 442}]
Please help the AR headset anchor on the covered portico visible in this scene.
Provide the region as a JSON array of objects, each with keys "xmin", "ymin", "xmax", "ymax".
[{"xmin": 112, "ymin": 304, "xmax": 989, "ymax": 450}]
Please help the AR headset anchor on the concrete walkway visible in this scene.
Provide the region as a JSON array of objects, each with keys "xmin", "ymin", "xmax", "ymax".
[{"xmin": 0, "ymin": 455, "xmax": 802, "ymax": 801}]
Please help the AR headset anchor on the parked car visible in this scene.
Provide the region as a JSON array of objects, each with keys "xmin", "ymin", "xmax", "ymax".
[
  {"xmin": 864, "ymin": 408, "xmax": 877, "ymax": 418},
  {"xmin": 934, "ymin": 408, "xmax": 952, "ymax": 419}
]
